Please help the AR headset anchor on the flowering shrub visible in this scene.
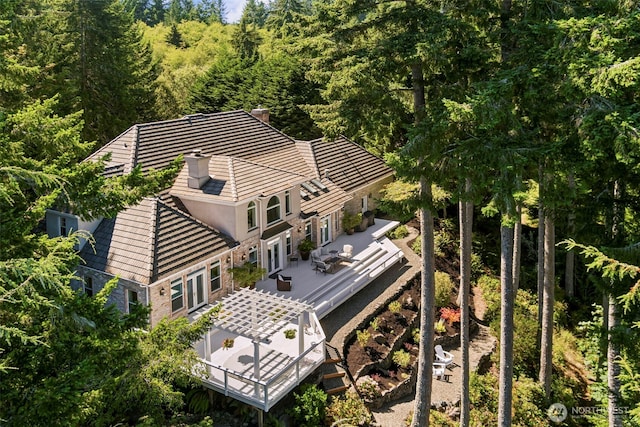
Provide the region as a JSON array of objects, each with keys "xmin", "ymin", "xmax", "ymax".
[
  {"xmin": 440, "ymin": 307, "xmax": 461, "ymax": 325},
  {"xmin": 356, "ymin": 376, "xmax": 382, "ymax": 401}
]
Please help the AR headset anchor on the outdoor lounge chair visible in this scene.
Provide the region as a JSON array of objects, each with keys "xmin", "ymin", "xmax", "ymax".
[
  {"xmin": 432, "ymin": 362, "xmax": 448, "ymax": 381},
  {"xmin": 339, "ymin": 244, "xmax": 353, "ymax": 260},
  {"xmin": 434, "ymin": 344, "xmax": 454, "ymax": 367},
  {"xmin": 276, "ymin": 274, "xmax": 292, "ymax": 291},
  {"xmin": 314, "ymin": 260, "xmax": 331, "ymax": 274}
]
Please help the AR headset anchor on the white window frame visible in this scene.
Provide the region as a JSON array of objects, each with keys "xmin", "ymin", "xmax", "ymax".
[
  {"xmin": 247, "ymin": 201, "xmax": 257, "ymax": 231},
  {"xmin": 171, "ymin": 278, "xmax": 183, "ymax": 312},
  {"xmin": 127, "ymin": 289, "xmax": 139, "ymax": 313},
  {"xmin": 285, "ymin": 190, "xmax": 291, "ymax": 215},
  {"xmin": 286, "ymin": 231, "xmax": 292, "ymax": 256},
  {"xmin": 266, "ymin": 196, "xmax": 281, "ymax": 225},
  {"xmin": 304, "ymin": 221, "xmax": 312, "ymax": 241},
  {"xmin": 248, "ymin": 245, "xmax": 258, "ymax": 266},
  {"xmin": 210, "ymin": 261, "xmax": 221, "ymax": 292}
]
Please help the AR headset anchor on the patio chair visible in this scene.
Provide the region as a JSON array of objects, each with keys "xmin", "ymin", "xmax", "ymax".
[
  {"xmin": 310, "ymin": 249, "xmax": 323, "ymax": 267},
  {"xmin": 276, "ymin": 274, "xmax": 292, "ymax": 291},
  {"xmin": 339, "ymin": 244, "xmax": 353, "ymax": 261},
  {"xmin": 434, "ymin": 344, "xmax": 454, "ymax": 367},
  {"xmin": 315, "ymin": 260, "xmax": 331, "ymax": 274},
  {"xmin": 433, "ymin": 362, "xmax": 448, "ymax": 381}
]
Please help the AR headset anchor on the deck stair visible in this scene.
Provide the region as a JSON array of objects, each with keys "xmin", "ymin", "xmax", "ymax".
[{"xmin": 321, "ymin": 343, "xmax": 352, "ymax": 396}]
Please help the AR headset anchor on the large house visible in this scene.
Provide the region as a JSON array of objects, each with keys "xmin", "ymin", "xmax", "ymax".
[{"xmin": 47, "ymin": 109, "xmax": 394, "ymax": 326}]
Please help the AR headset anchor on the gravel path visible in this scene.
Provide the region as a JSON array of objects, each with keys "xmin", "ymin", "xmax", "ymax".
[{"xmin": 320, "ymin": 226, "xmax": 497, "ymax": 427}]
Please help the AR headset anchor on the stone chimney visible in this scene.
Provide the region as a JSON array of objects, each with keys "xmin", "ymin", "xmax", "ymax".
[
  {"xmin": 185, "ymin": 149, "xmax": 211, "ymax": 189},
  {"xmin": 250, "ymin": 107, "xmax": 270, "ymax": 124}
]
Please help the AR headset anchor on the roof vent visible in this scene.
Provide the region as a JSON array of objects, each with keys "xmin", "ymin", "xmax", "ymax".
[
  {"xmin": 324, "ymin": 168, "xmax": 331, "ymax": 180},
  {"xmin": 185, "ymin": 149, "xmax": 211, "ymax": 189}
]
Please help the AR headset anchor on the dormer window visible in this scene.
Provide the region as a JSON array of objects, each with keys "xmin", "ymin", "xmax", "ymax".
[
  {"xmin": 60, "ymin": 217, "xmax": 68, "ymax": 236},
  {"xmin": 266, "ymin": 196, "xmax": 281, "ymax": 225},
  {"xmin": 247, "ymin": 201, "xmax": 257, "ymax": 230}
]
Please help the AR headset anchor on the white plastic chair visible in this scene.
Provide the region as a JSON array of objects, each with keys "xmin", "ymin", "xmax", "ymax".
[
  {"xmin": 434, "ymin": 344, "xmax": 454, "ymax": 367},
  {"xmin": 432, "ymin": 362, "xmax": 447, "ymax": 380},
  {"xmin": 339, "ymin": 244, "xmax": 353, "ymax": 260}
]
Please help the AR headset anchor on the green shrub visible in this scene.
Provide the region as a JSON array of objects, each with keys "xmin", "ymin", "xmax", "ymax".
[
  {"xmin": 370, "ymin": 317, "xmax": 380, "ymax": 332},
  {"xmin": 356, "ymin": 329, "xmax": 370, "ymax": 347},
  {"xmin": 387, "ymin": 224, "xmax": 409, "ymax": 240},
  {"xmin": 392, "ymin": 350, "xmax": 411, "ymax": 369},
  {"xmin": 434, "ymin": 229, "xmax": 454, "ymax": 258},
  {"xmin": 513, "ymin": 377, "xmax": 546, "ymax": 427},
  {"xmin": 388, "ymin": 300, "xmax": 402, "ymax": 313},
  {"xmin": 327, "ymin": 391, "xmax": 373, "ymax": 426},
  {"xmin": 412, "ymin": 327, "xmax": 420, "ymax": 344},
  {"xmin": 434, "ymin": 319, "xmax": 447, "ymax": 334},
  {"xmin": 411, "ymin": 235, "xmax": 422, "ymax": 255},
  {"xmin": 435, "ymin": 271, "xmax": 454, "ymax": 308},
  {"xmin": 476, "ymin": 274, "xmax": 501, "ymax": 322},
  {"xmin": 469, "ymin": 372, "xmax": 499, "ymax": 425},
  {"xmin": 356, "ymin": 376, "xmax": 381, "ymax": 401},
  {"xmin": 289, "ymin": 384, "xmax": 327, "ymax": 427}
]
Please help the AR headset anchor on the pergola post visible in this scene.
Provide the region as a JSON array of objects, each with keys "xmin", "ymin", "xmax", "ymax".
[
  {"xmin": 298, "ymin": 312, "xmax": 305, "ymax": 355},
  {"xmin": 253, "ymin": 338, "xmax": 261, "ymax": 396},
  {"xmin": 204, "ymin": 330, "xmax": 212, "ymax": 375}
]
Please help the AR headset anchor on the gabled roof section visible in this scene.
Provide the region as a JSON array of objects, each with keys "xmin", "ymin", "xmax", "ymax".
[
  {"xmin": 300, "ymin": 178, "xmax": 351, "ymax": 217},
  {"xmin": 301, "ymin": 136, "xmax": 394, "ymax": 192},
  {"xmin": 80, "ymin": 197, "xmax": 235, "ymax": 285},
  {"xmin": 170, "ymin": 155, "xmax": 308, "ymax": 202},
  {"xmin": 86, "ymin": 111, "xmax": 313, "ymax": 177}
]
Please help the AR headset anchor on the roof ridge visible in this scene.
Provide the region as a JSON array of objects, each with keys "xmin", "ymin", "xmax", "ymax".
[
  {"xmin": 227, "ymin": 157, "xmax": 239, "ymax": 202},
  {"xmin": 149, "ymin": 197, "xmax": 160, "ymax": 281}
]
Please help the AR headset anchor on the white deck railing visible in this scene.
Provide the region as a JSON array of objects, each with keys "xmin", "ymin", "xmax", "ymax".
[{"xmin": 198, "ymin": 340, "xmax": 325, "ymax": 411}]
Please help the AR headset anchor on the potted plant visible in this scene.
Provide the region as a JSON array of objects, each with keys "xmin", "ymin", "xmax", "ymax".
[
  {"xmin": 283, "ymin": 328, "xmax": 296, "ymax": 339},
  {"xmin": 342, "ymin": 211, "xmax": 362, "ymax": 235},
  {"xmin": 297, "ymin": 239, "xmax": 315, "ymax": 260},
  {"xmin": 229, "ymin": 262, "xmax": 266, "ymax": 289},
  {"xmin": 222, "ymin": 338, "xmax": 234, "ymax": 350}
]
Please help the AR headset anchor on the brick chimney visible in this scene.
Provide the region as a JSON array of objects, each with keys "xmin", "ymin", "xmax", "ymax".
[
  {"xmin": 250, "ymin": 107, "xmax": 269, "ymax": 124},
  {"xmin": 185, "ymin": 149, "xmax": 211, "ymax": 189}
]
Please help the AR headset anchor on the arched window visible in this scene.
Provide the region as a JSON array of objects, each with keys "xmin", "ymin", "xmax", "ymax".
[
  {"xmin": 247, "ymin": 201, "xmax": 257, "ymax": 230},
  {"xmin": 267, "ymin": 196, "xmax": 281, "ymax": 224}
]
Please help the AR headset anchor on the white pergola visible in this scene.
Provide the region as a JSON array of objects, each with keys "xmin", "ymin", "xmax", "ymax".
[{"xmin": 195, "ymin": 288, "xmax": 326, "ymax": 412}]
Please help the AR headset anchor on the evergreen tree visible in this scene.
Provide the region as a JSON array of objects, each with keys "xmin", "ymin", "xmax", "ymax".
[
  {"xmin": 241, "ymin": 0, "xmax": 268, "ymax": 28},
  {"xmin": 21, "ymin": 0, "xmax": 160, "ymax": 144}
]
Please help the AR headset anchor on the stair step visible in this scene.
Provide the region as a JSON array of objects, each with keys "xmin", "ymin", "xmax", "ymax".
[
  {"xmin": 323, "ymin": 372, "xmax": 346, "ymax": 380},
  {"xmin": 324, "ymin": 358, "xmax": 342, "ymax": 364},
  {"xmin": 326, "ymin": 385, "xmax": 349, "ymax": 395}
]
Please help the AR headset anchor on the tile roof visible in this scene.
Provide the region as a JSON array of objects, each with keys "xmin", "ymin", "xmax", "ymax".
[
  {"xmin": 88, "ymin": 111, "xmax": 312, "ymax": 177},
  {"xmin": 80, "ymin": 197, "xmax": 235, "ymax": 285},
  {"xmin": 300, "ymin": 136, "xmax": 394, "ymax": 192},
  {"xmin": 170, "ymin": 155, "xmax": 308, "ymax": 202}
]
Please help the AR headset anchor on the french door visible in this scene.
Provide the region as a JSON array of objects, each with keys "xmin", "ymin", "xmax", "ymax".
[
  {"xmin": 187, "ymin": 269, "xmax": 206, "ymax": 311},
  {"xmin": 267, "ymin": 238, "xmax": 282, "ymax": 273}
]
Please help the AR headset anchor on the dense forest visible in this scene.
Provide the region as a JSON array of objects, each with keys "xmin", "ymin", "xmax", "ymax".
[{"xmin": 2, "ymin": 0, "xmax": 640, "ymax": 426}]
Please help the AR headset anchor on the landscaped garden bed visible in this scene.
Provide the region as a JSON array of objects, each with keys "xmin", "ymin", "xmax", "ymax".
[{"xmin": 343, "ymin": 271, "xmax": 478, "ymax": 409}]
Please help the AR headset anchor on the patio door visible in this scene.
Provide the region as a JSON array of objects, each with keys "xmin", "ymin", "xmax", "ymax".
[
  {"xmin": 267, "ymin": 238, "xmax": 282, "ymax": 274},
  {"xmin": 187, "ymin": 269, "xmax": 206, "ymax": 311},
  {"xmin": 320, "ymin": 215, "xmax": 331, "ymax": 245}
]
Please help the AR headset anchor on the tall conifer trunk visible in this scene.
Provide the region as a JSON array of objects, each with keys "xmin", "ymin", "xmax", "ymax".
[
  {"xmin": 539, "ymin": 210, "xmax": 554, "ymax": 397},
  {"xmin": 498, "ymin": 223, "xmax": 515, "ymax": 427},
  {"xmin": 459, "ymin": 178, "xmax": 473, "ymax": 427},
  {"xmin": 411, "ymin": 63, "xmax": 435, "ymax": 427}
]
